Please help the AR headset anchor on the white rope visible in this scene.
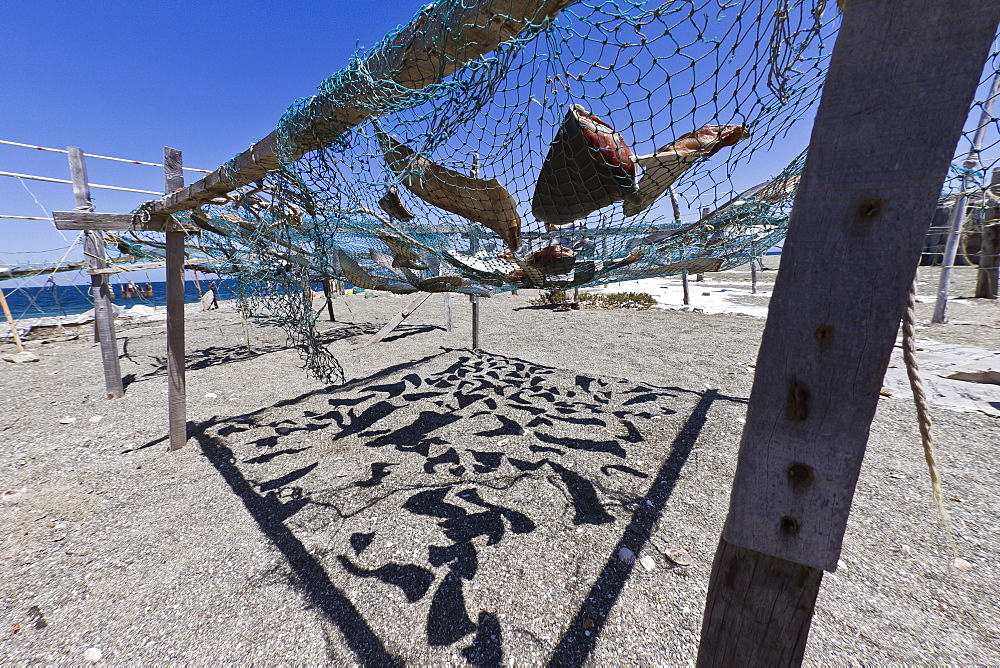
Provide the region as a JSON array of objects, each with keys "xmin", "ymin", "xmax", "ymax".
[
  {"xmin": 901, "ymin": 275, "xmax": 958, "ymax": 562},
  {"xmin": 0, "ymin": 139, "xmax": 211, "ymax": 173},
  {"xmin": 0, "ymin": 214, "xmax": 53, "ymax": 221},
  {"xmin": 0, "ymin": 170, "xmax": 163, "ymax": 195}
]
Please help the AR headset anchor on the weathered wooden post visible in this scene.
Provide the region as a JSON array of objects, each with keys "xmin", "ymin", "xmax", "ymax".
[
  {"xmin": 0, "ymin": 287, "xmax": 26, "ymax": 353},
  {"xmin": 164, "ymin": 147, "xmax": 187, "ymax": 450},
  {"xmin": 932, "ymin": 69, "xmax": 1000, "ymax": 322},
  {"xmin": 976, "ymin": 223, "xmax": 1000, "ymax": 299},
  {"xmin": 471, "ymin": 294, "xmax": 481, "ymax": 350},
  {"xmin": 669, "ymin": 186, "xmax": 691, "ymax": 305},
  {"xmin": 697, "ymin": 1, "xmax": 1000, "ymax": 665},
  {"xmin": 68, "ymin": 147, "xmax": 124, "ymax": 399},
  {"xmin": 975, "ymin": 169, "xmax": 1000, "ymax": 299},
  {"xmin": 321, "ymin": 277, "xmax": 337, "ymax": 321}
]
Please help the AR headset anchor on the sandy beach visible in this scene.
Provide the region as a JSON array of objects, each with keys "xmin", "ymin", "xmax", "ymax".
[{"xmin": 1, "ymin": 265, "xmax": 998, "ymax": 664}]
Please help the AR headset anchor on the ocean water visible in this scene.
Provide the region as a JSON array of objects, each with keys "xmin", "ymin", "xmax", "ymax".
[{"xmin": 1, "ymin": 278, "xmax": 237, "ymax": 320}]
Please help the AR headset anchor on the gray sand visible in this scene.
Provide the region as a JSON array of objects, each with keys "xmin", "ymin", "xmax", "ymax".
[{"xmin": 1, "ymin": 266, "xmax": 998, "ymax": 664}]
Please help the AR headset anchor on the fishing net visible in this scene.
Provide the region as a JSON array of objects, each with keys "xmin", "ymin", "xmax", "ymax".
[{"xmin": 112, "ymin": 1, "xmax": 999, "ymax": 382}]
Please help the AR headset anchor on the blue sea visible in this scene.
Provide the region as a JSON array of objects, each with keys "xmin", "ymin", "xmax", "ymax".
[{"xmin": 2, "ymin": 278, "xmax": 238, "ymax": 320}]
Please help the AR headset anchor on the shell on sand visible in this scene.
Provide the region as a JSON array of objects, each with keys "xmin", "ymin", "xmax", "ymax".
[
  {"xmin": 625, "ymin": 124, "xmax": 749, "ymax": 217},
  {"xmin": 532, "ymin": 104, "xmax": 640, "ymax": 226},
  {"xmin": 378, "ymin": 186, "xmax": 416, "ymax": 222},
  {"xmin": 375, "ymin": 129, "xmax": 521, "ymax": 251}
]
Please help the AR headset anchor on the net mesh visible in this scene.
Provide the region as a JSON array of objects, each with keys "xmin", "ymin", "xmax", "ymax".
[{"xmin": 111, "ymin": 1, "xmax": 1000, "ymax": 382}]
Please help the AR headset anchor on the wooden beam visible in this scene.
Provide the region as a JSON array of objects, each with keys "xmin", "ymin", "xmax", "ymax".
[
  {"xmin": 698, "ymin": 0, "xmax": 999, "ymax": 664},
  {"xmin": 146, "ymin": 0, "xmax": 577, "ymax": 217},
  {"xmin": 69, "ymin": 147, "xmax": 124, "ymax": 399},
  {"xmin": 363, "ymin": 292, "xmax": 432, "ymax": 346},
  {"xmin": 53, "ymin": 210, "xmax": 168, "ymax": 232},
  {"xmin": 165, "ymin": 147, "xmax": 188, "ymax": 451}
]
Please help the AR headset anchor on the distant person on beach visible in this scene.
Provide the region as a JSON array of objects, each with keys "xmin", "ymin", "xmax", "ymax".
[{"xmin": 202, "ymin": 281, "xmax": 219, "ymax": 310}]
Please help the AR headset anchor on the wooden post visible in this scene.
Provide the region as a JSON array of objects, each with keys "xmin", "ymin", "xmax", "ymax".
[
  {"xmin": 192, "ymin": 270, "xmax": 205, "ymax": 310},
  {"xmin": 932, "ymin": 69, "xmax": 1000, "ymax": 322},
  {"xmin": 669, "ymin": 186, "xmax": 691, "ymax": 305},
  {"xmin": 0, "ymin": 286, "xmax": 25, "ymax": 352},
  {"xmin": 698, "ymin": 2, "xmax": 999, "ymax": 665},
  {"xmin": 164, "ymin": 147, "xmax": 187, "ymax": 450},
  {"xmin": 471, "ymin": 295, "xmax": 481, "ymax": 350},
  {"xmin": 69, "ymin": 147, "xmax": 123, "ymax": 399},
  {"xmin": 975, "ymin": 223, "xmax": 1000, "ymax": 299},
  {"xmin": 322, "ymin": 277, "xmax": 337, "ymax": 321},
  {"xmin": 696, "ymin": 207, "xmax": 710, "ymax": 281},
  {"xmin": 443, "ymin": 292, "xmax": 453, "ymax": 331},
  {"xmin": 750, "ymin": 243, "xmax": 758, "ymax": 294}
]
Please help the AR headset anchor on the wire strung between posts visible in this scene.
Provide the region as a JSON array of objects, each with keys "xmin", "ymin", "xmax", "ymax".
[
  {"xmin": 0, "ymin": 170, "xmax": 163, "ymax": 195},
  {"xmin": 901, "ymin": 275, "xmax": 958, "ymax": 562},
  {"xmin": 0, "ymin": 139, "xmax": 211, "ymax": 173},
  {"xmin": 0, "ymin": 214, "xmax": 54, "ymax": 221}
]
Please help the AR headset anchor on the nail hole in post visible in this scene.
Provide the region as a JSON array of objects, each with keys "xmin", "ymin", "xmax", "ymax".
[
  {"xmin": 780, "ymin": 516, "xmax": 800, "ymax": 536},
  {"xmin": 858, "ymin": 198, "xmax": 885, "ymax": 218},
  {"xmin": 787, "ymin": 462, "xmax": 814, "ymax": 489},
  {"xmin": 788, "ymin": 381, "xmax": 809, "ymax": 421}
]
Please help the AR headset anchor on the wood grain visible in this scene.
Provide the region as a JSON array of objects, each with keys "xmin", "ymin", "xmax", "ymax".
[
  {"xmin": 69, "ymin": 147, "xmax": 124, "ymax": 399},
  {"xmin": 720, "ymin": 0, "xmax": 1000, "ymax": 573},
  {"xmin": 164, "ymin": 147, "xmax": 188, "ymax": 450}
]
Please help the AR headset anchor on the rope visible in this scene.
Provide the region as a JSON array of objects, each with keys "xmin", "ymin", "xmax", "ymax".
[
  {"xmin": 901, "ymin": 275, "xmax": 958, "ymax": 563},
  {"xmin": 0, "ymin": 139, "xmax": 212, "ymax": 173},
  {"xmin": 0, "ymin": 170, "xmax": 163, "ymax": 195}
]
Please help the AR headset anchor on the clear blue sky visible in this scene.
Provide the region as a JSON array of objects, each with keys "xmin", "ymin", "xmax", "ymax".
[{"xmin": 0, "ymin": 0, "xmax": 435, "ymax": 278}]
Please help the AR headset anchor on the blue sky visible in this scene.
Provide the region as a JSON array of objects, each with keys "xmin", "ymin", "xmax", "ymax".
[{"xmin": 0, "ymin": 0, "xmax": 433, "ymax": 277}]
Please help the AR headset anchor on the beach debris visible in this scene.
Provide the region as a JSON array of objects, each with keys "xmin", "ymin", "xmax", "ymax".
[
  {"xmin": 944, "ymin": 369, "xmax": 1000, "ymax": 385},
  {"xmin": 625, "ymin": 124, "xmax": 749, "ymax": 216},
  {"xmin": 59, "ymin": 417, "xmax": 77, "ymax": 425},
  {"xmin": 952, "ymin": 557, "xmax": 973, "ymax": 571},
  {"xmin": 582, "ymin": 617, "xmax": 595, "ymax": 630},
  {"xmin": 533, "ymin": 104, "xmax": 640, "ymax": 225},
  {"xmin": 276, "ymin": 427, "xmax": 292, "ymax": 435},
  {"xmin": 337, "ymin": 469, "xmax": 349, "ymax": 477},
  {"xmin": 378, "ymin": 185, "xmax": 416, "ymax": 222},
  {"xmin": 84, "ymin": 647, "xmax": 102, "ymax": 662},
  {"xmin": 3, "ymin": 350, "xmax": 40, "ymax": 363},
  {"xmin": 375, "ymin": 128, "xmax": 522, "ymax": 251},
  {"xmin": 665, "ymin": 547, "xmax": 693, "ymax": 566},
  {"xmin": 639, "ymin": 555, "xmax": 657, "ymax": 571},
  {"xmin": 618, "ymin": 547, "xmax": 636, "ymax": 564},
  {"xmin": 2, "ymin": 488, "xmax": 27, "ymax": 502},
  {"xmin": 27, "ymin": 605, "xmax": 47, "ymax": 629},
  {"xmin": 205, "ymin": 393, "xmax": 218, "ymax": 399},
  {"xmin": 88, "ymin": 416, "xmax": 103, "ymax": 424}
]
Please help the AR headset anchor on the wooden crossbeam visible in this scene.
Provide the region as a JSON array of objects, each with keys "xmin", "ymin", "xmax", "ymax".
[
  {"xmin": 363, "ymin": 292, "xmax": 433, "ymax": 347},
  {"xmin": 52, "ymin": 210, "xmax": 170, "ymax": 231}
]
